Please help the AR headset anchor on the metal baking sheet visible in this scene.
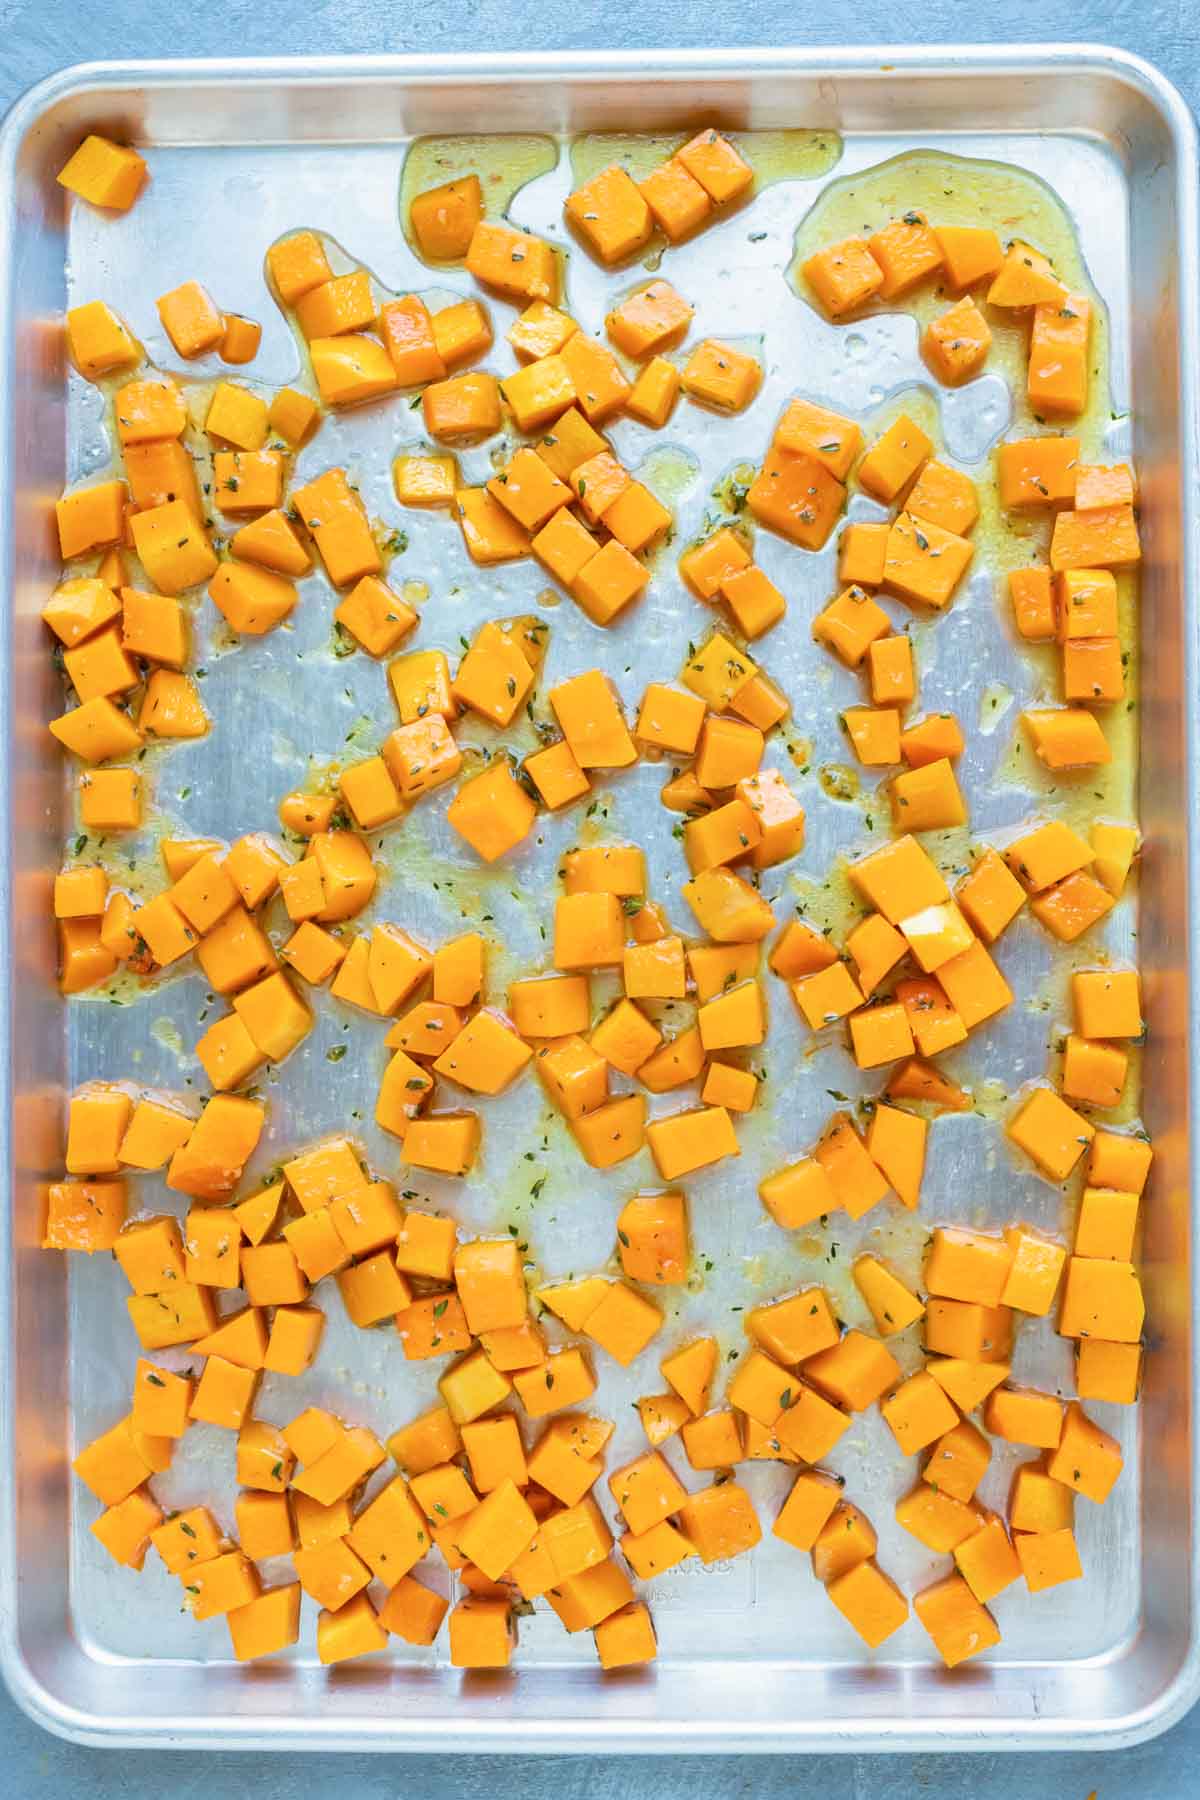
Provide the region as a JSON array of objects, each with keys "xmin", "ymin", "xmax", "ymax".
[{"xmin": 0, "ymin": 46, "xmax": 1197, "ymax": 1755}]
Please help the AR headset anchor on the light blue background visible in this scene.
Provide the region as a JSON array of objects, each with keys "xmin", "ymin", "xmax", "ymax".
[{"xmin": 2, "ymin": 5, "xmax": 1196, "ymax": 1793}]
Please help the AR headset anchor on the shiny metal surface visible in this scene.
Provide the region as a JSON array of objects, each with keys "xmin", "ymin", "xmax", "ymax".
[{"xmin": 0, "ymin": 45, "xmax": 1197, "ymax": 1755}]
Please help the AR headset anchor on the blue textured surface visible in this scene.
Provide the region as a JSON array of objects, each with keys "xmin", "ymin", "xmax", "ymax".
[{"xmin": 1, "ymin": 6, "xmax": 1197, "ymax": 1793}]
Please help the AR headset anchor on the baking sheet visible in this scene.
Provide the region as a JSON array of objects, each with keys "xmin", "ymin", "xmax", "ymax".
[{"xmin": 2, "ymin": 47, "xmax": 1198, "ymax": 1753}]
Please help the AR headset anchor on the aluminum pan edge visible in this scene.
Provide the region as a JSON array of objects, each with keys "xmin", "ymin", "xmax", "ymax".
[{"xmin": 0, "ymin": 42, "xmax": 1198, "ymax": 1755}]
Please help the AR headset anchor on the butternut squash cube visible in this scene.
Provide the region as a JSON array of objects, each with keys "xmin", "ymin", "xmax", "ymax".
[
  {"xmin": 827, "ymin": 1559, "xmax": 909, "ymax": 1648},
  {"xmin": 58, "ymin": 134, "xmax": 146, "ymax": 210},
  {"xmin": 926, "ymin": 1358, "xmax": 1009, "ymax": 1414},
  {"xmin": 584, "ymin": 1281, "xmax": 664, "ymax": 1367},
  {"xmin": 803, "ymin": 237, "xmax": 884, "ymax": 317},
  {"xmin": 189, "ymin": 1355, "xmax": 258, "ymax": 1430},
  {"xmin": 953, "ymin": 1513, "xmax": 1021, "ymax": 1605},
  {"xmin": 218, "ymin": 313, "xmax": 261, "ymax": 365},
  {"xmin": 681, "ymin": 1409, "xmax": 743, "ymax": 1470},
  {"xmin": 409, "ymin": 172, "xmax": 482, "ymax": 260},
  {"xmin": 627, "ymin": 354, "xmax": 681, "ymax": 426},
  {"xmin": 983, "ymin": 1383, "xmax": 1064, "ymax": 1451},
  {"xmin": 865, "ymin": 1103, "xmax": 927, "ymax": 1210},
  {"xmin": 623, "ymin": 934, "xmax": 686, "ymax": 1000},
  {"xmin": 806, "ymin": 1331, "xmax": 900, "ymax": 1413},
  {"xmin": 455, "ymin": 488, "xmax": 530, "ymax": 564},
  {"xmin": 1015, "ymin": 1525, "xmax": 1082, "ymax": 1593},
  {"xmin": 747, "ymin": 448, "xmax": 844, "ymax": 548},
  {"xmin": 922, "ymin": 297, "xmax": 991, "ymax": 385},
  {"xmin": 467, "ymin": 219, "xmax": 559, "ymax": 303},
  {"xmin": 881, "ymin": 1370, "xmax": 959, "ymax": 1455},
  {"xmin": 43, "ymin": 1177, "xmax": 126, "ymax": 1252},
  {"xmin": 1007, "ymin": 1085, "xmax": 1094, "ymax": 1180},
  {"xmin": 129, "ymin": 499, "xmax": 216, "ymax": 594},
  {"xmin": 1058, "ymin": 1257, "xmax": 1144, "ymax": 1344},
  {"xmin": 853, "ymin": 1255, "xmax": 925, "ymax": 1336},
  {"xmin": 924, "ymin": 1299, "xmax": 1013, "ymax": 1364},
  {"xmin": 884, "ymin": 512, "xmax": 973, "ymax": 610},
  {"xmin": 1009, "ymin": 566, "xmax": 1055, "ymax": 639},
  {"xmin": 913, "ymin": 1572, "xmax": 1000, "ymax": 1667},
  {"xmin": 743, "ymin": 1294, "xmax": 834, "ymax": 1373},
  {"xmin": 933, "ymin": 224, "xmax": 1004, "ymax": 291},
  {"xmin": 896, "ymin": 1485, "xmax": 984, "ymax": 1553},
  {"xmin": 333, "ymin": 575, "xmax": 417, "ymax": 657},
  {"xmin": 791, "ymin": 960, "xmax": 864, "ymax": 1031},
  {"xmin": 773, "ymin": 1470, "xmax": 843, "ymax": 1553},
  {"xmin": 447, "ymin": 761, "xmax": 536, "ymax": 863},
  {"xmin": 531, "ymin": 1036, "xmax": 605, "ymax": 1121},
  {"xmin": 549, "ymin": 668, "xmax": 636, "ymax": 768},
  {"xmin": 1061, "ymin": 1034, "xmax": 1128, "ymax": 1108},
  {"xmin": 590, "ymin": 997, "xmax": 662, "ymax": 1075},
  {"xmin": 615, "ymin": 1191, "xmax": 688, "ymax": 1286},
  {"xmin": 1030, "ymin": 869, "xmax": 1116, "ymax": 942},
  {"xmin": 561, "ymin": 332, "xmax": 631, "ymax": 423},
  {"xmin": 264, "ymin": 1304, "xmax": 325, "ymax": 1376},
  {"xmin": 80, "ymin": 767, "xmax": 141, "ymax": 831},
  {"xmin": 682, "ymin": 339, "xmax": 761, "ymax": 413},
  {"xmin": 487, "ymin": 447, "xmax": 571, "ymax": 535},
  {"xmin": 891, "ymin": 756, "xmax": 967, "ymax": 831},
  {"xmin": 605, "ymin": 480, "xmax": 672, "ymax": 555},
  {"xmin": 404, "ymin": 1112, "xmax": 481, "ymax": 1177},
  {"xmin": 646, "ymin": 1105, "xmax": 739, "ymax": 1180},
  {"xmin": 682, "ymin": 868, "xmax": 775, "ymax": 944},
  {"xmin": 157, "ymin": 280, "xmax": 223, "ymax": 358},
  {"xmin": 1000, "ymin": 1225, "xmax": 1068, "ymax": 1315},
  {"xmin": 382, "ymin": 715, "xmax": 462, "ymax": 802},
  {"xmin": 1050, "ymin": 503, "xmax": 1141, "ymax": 573},
  {"xmin": 68, "ymin": 299, "xmax": 140, "ymax": 380},
  {"xmin": 268, "ymin": 385, "xmax": 320, "ymax": 446},
  {"xmin": 1029, "ymin": 293, "xmax": 1090, "ymax": 416},
  {"xmin": 678, "ymin": 1482, "xmax": 762, "ymax": 1565},
  {"xmin": 1022, "ymin": 707, "xmax": 1111, "ymax": 770},
  {"xmin": 227, "ymin": 1583, "xmax": 301, "ymax": 1663},
  {"xmin": 809, "ymin": 1498, "xmax": 877, "ymax": 1584},
  {"xmin": 378, "ymin": 1573, "xmax": 449, "ymax": 1646},
  {"xmin": 571, "ymin": 1094, "xmax": 646, "ymax": 1168},
  {"xmin": 535, "ymin": 405, "xmax": 608, "ymax": 483},
  {"xmin": 572, "ymin": 540, "xmax": 649, "ymax": 626},
  {"xmin": 1076, "ymin": 1338, "xmax": 1141, "ymax": 1405},
  {"xmin": 1009, "ymin": 1462, "xmax": 1074, "ymax": 1535},
  {"xmin": 812, "ymin": 584, "xmax": 891, "ymax": 668},
  {"xmin": 431, "ymin": 298, "xmax": 492, "ymax": 369},
  {"xmin": 1074, "ymin": 1187, "xmax": 1138, "ymax": 1262},
  {"xmin": 988, "ymin": 239, "xmax": 1067, "ymax": 308},
  {"xmin": 317, "ymin": 1592, "xmax": 388, "ymax": 1664},
  {"xmin": 513, "ymin": 1346, "xmax": 596, "ymax": 1417},
  {"xmin": 310, "ymin": 334, "xmax": 397, "ymax": 408},
  {"xmin": 566, "ymin": 164, "xmax": 653, "ymax": 263},
  {"xmin": 923, "ymin": 1416, "xmax": 990, "ymax": 1505},
  {"xmin": 843, "ymin": 706, "xmax": 902, "ymax": 767},
  {"xmin": 532, "ymin": 506, "xmax": 600, "ymax": 589},
  {"xmin": 509, "ymin": 300, "xmax": 578, "ymax": 361}
]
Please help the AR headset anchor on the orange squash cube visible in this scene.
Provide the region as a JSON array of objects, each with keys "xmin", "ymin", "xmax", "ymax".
[
  {"xmin": 638, "ymin": 158, "xmax": 712, "ymax": 241},
  {"xmin": 922, "ymin": 297, "xmax": 991, "ymax": 385},
  {"xmin": 58, "ymin": 134, "xmax": 146, "ymax": 211},
  {"xmin": 681, "ymin": 339, "xmax": 761, "ymax": 413},
  {"xmin": 157, "ymin": 280, "xmax": 223, "ymax": 358},
  {"xmin": 803, "ymin": 238, "xmax": 884, "ymax": 317},
  {"xmin": 566, "ymin": 164, "xmax": 653, "ymax": 264},
  {"xmin": 913, "ymin": 1572, "xmax": 1000, "ymax": 1667}
]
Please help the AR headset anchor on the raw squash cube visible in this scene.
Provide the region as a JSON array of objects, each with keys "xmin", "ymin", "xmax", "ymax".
[
  {"xmin": 58, "ymin": 135, "xmax": 146, "ymax": 210},
  {"xmin": 638, "ymin": 158, "xmax": 712, "ymax": 241},
  {"xmin": 803, "ymin": 238, "xmax": 884, "ymax": 317},
  {"xmin": 566, "ymin": 164, "xmax": 653, "ymax": 264}
]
